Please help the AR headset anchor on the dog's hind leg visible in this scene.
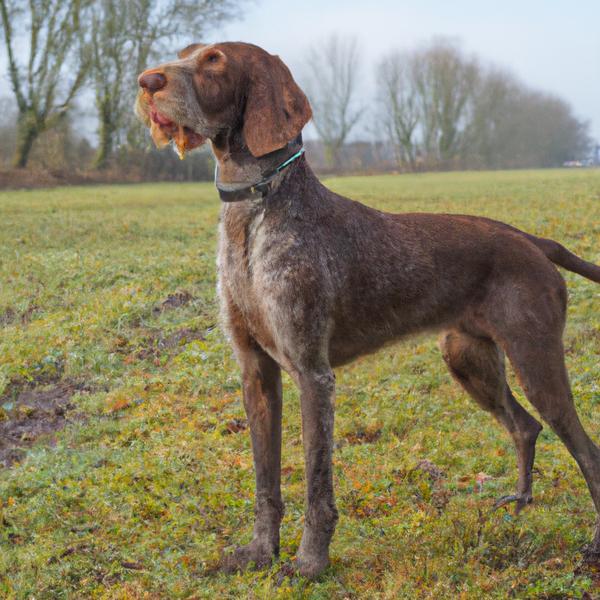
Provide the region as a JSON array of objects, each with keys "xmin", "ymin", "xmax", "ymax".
[
  {"xmin": 440, "ymin": 330, "xmax": 542, "ymax": 513},
  {"xmin": 502, "ymin": 330, "xmax": 600, "ymax": 562},
  {"xmin": 482, "ymin": 263, "xmax": 600, "ymax": 562}
]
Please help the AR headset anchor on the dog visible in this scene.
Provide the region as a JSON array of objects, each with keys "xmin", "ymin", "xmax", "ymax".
[{"xmin": 136, "ymin": 41, "xmax": 600, "ymax": 578}]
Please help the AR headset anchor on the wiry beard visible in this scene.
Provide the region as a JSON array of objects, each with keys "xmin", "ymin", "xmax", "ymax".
[{"xmin": 134, "ymin": 90, "xmax": 206, "ymax": 159}]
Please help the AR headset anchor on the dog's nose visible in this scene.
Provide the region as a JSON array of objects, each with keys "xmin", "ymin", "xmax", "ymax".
[{"xmin": 138, "ymin": 71, "xmax": 167, "ymax": 93}]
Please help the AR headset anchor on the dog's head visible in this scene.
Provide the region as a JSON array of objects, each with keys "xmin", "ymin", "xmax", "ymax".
[{"xmin": 136, "ymin": 42, "xmax": 312, "ymax": 159}]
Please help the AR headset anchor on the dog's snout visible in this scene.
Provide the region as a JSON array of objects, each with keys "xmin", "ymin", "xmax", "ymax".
[{"xmin": 138, "ymin": 71, "xmax": 167, "ymax": 93}]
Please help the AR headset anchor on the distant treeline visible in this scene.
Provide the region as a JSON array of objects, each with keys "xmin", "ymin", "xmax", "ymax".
[
  {"xmin": 304, "ymin": 36, "xmax": 594, "ymax": 172},
  {"xmin": 0, "ymin": 1, "xmax": 594, "ymax": 181}
]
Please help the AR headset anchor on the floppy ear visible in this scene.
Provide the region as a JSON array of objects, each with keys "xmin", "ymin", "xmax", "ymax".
[
  {"xmin": 177, "ymin": 43, "xmax": 206, "ymax": 59},
  {"xmin": 242, "ymin": 54, "xmax": 312, "ymax": 157}
]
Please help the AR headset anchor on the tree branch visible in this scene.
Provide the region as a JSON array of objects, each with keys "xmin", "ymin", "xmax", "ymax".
[{"xmin": 0, "ymin": 0, "xmax": 26, "ymax": 111}]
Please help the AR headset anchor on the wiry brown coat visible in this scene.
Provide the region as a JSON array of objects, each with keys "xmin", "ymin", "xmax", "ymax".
[{"xmin": 137, "ymin": 42, "xmax": 600, "ymax": 579}]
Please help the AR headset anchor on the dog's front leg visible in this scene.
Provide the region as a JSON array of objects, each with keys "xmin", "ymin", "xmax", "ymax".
[
  {"xmin": 222, "ymin": 345, "xmax": 284, "ymax": 572},
  {"xmin": 296, "ymin": 366, "xmax": 338, "ymax": 578}
]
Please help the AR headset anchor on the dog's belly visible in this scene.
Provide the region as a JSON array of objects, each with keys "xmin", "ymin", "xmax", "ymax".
[{"xmin": 327, "ymin": 295, "xmax": 463, "ymax": 367}]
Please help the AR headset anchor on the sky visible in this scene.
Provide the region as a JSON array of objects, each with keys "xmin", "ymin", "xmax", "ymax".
[
  {"xmin": 1, "ymin": 1, "xmax": 597, "ymax": 144},
  {"xmin": 217, "ymin": 0, "xmax": 600, "ymax": 142}
]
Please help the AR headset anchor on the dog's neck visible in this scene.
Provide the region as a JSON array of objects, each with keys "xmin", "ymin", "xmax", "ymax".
[{"xmin": 210, "ymin": 129, "xmax": 303, "ymax": 201}]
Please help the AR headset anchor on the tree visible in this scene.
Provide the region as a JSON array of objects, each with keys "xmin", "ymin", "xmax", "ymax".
[
  {"xmin": 377, "ymin": 51, "xmax": 421, "ymax": 170},
  {"xmin": 377, "ymin": 39, "xmax": 591, "ymax": 171},
  {"xmin": 466, "ymin": 68, "xmax": 591, "ymax": 168},
  {"xmin": 412, "ymin": 40, "xmax": 480, "ymax": 165},
  {"xmin": 0, "ymin": 0, "xmax": 91, "ymax": 168},
  {"xmin": 91, "ymin": 0, "xmax": 242, "ymax": 169},
  {"xmin": 303, "ymin": 35, "xmax": 363, "ymax": 170},
  {"xmin": 463, "ymin": 67, "xmax": 516, "ymax": 168},
  {"xmin": 376, "ymin": 40, "xmax": 480, "ymax": 170},
  {"xmin": 0, "ymin": 96, "xmax": 17, "ymax": 166}
]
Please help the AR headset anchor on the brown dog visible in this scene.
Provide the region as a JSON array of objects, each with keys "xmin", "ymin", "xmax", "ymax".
[{"xmin": 137, "ymin": 42, "xmax": 600, "ymax": 578}]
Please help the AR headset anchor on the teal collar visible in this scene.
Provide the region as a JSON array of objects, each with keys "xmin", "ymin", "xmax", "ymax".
[{"xmin": 216, "ymin": 147, "xmax": 305, "ymax": 203}]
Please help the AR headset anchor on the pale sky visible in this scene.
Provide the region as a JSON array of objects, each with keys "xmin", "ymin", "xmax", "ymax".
[
  {"xmin": 1, "ymin": 1, "xmax": 597, "ymax": 143},
  {"xmin": 217, "ymin": 0, "xmax": 600, "ymax": 142}
]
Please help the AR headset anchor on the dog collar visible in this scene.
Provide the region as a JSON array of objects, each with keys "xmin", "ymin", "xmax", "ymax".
[{"xmin": 215, "ymin": 148, "xmax": 305, "ymax": 203}]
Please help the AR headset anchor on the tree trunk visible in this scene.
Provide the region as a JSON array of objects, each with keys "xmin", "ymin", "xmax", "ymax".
[
  {"xmin": 323, "ymin": 143, "xmax": 336, "ymax": 172},
  {"xmin": 94, "ymin": 99, "xmax": 115, "ymax": 170},
  {"xmin": 13, "ymin": 111, "xmax": 40, "ymax": 169}
]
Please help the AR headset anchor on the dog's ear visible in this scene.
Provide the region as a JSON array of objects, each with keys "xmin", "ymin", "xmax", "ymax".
[
  {"xmin": 177, "ymin": 43, "xmax": 206, "ymax": 59},
  {"xmin": 243, "ymin": 53, "xmax": 312, "ymax": 157}
]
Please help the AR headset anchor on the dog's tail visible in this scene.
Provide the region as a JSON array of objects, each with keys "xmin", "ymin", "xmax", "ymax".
[
  {"xmin": 520, "ymin": 233, "xmax": 600, "ymax": 283},
  {"xmin": 459, "ymin": 215, "xmax": 600, "ymax": 284}
]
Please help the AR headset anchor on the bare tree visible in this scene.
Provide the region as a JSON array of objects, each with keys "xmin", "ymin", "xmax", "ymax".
[
  {"xmin": 303, "ymin": 35, "xmax": 363, "ymax": 170},
  {"xmin": 412, "ymin": 39, "xmax": 480, "ymax": 165},
  {"xmin": 464, "ymin": 67, "xmax": 518, "ymax": 168},
  {"xmin": 0, "ymin": 0, "xmax": 91, "ymax": 168},
  {"xmin": 377, "ymin": 51, "xmax": 420, "ymax": 170},
  {"xmin": 375, "ymin": 40, "xmax": 481, "ymax": 170},
  {"xmin": 91, "ymin": 0, "xmax": 242, "ymax": 169},
  {"xmin": 90, "ymin": 0, "xmax": 129, "ymax": 170}
]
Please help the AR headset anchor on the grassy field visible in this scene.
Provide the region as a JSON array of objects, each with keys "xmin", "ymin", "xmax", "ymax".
[{"xmin": 0, "ymin": 169, "xmax": 599, "ymax": 599}]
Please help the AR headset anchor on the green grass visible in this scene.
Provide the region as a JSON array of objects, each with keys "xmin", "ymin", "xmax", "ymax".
[{"xmin": 0, "ymin": 168, "xmax": 599, "ymax": 599}]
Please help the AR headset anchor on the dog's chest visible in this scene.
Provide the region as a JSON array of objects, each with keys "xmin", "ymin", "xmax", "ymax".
[
  {"xmin": 218, "ymin": 204, "xmax": 286, "ymax": 344},
  {"xmin": 219, "ymin": 204, "xmax": 267, "ymax": 285}
]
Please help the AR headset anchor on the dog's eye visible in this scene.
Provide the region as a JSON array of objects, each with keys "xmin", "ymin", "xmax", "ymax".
[{"xmin": 207, "ymin": 53, "xmax": 219, "ymax": 63}]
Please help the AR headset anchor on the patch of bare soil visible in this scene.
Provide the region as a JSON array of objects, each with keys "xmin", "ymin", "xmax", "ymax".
[{"xmin": 0, "ymin": 382, "xmax": 86, "ymax": 468}]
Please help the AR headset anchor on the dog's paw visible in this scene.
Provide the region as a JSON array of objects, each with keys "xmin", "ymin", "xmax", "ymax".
[
  {"xmin": 221, "ymin": 540, "xmax": 277, "ymax": 573},
  {"xmin": 493, "ymin": 493, "xmax": 533, "ymax": 515},
  {"xmin": 294, "ymin": 551, "xmax": 329, "ymax": 579}
]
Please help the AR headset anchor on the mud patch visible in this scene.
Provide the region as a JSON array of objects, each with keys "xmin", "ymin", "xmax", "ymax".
[{"xmin": 0, "ymin": 382, "xmax": 86, "ymax": 468}]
